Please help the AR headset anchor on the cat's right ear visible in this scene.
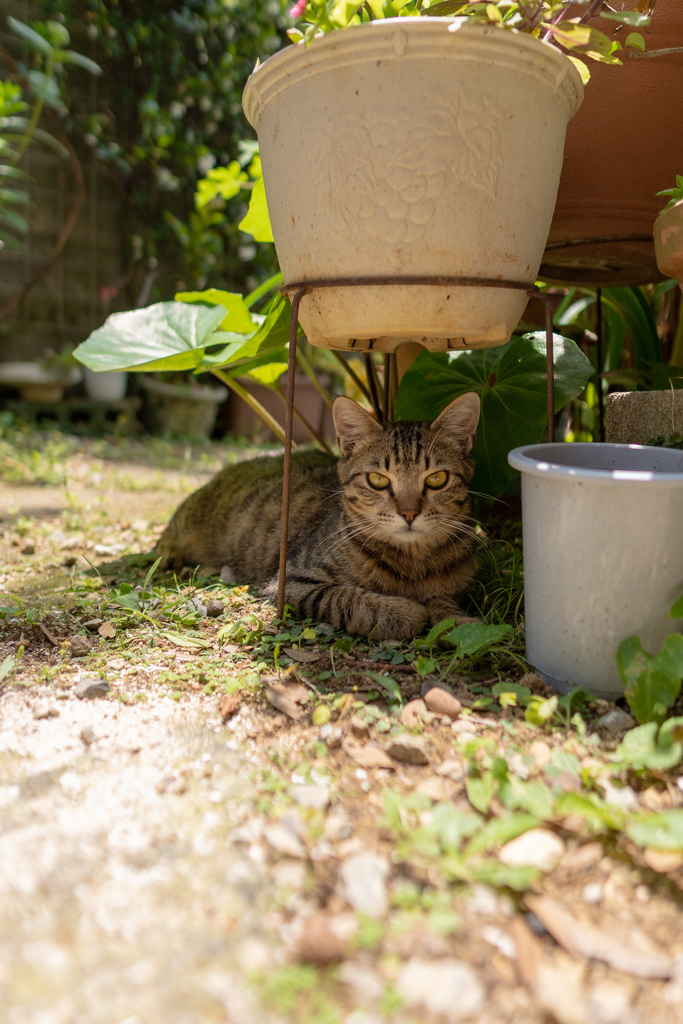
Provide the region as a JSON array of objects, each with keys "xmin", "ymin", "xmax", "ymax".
[{"xmin": 333, "ymin": 397, "xmax": 382, "ymax": 456}]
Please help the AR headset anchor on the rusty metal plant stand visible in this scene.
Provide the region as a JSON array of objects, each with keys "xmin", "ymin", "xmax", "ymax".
[{"xmin": 276, "ymin": 276, "xmax": 556, "ymax": 619}]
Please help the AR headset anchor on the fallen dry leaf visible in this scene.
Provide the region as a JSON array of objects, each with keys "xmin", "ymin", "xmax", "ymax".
[
  {"xmin": 219, "ymin": 695, "xmax": 241, "ymax": 721},
  {"xmin": 526, "ymin": 895, "xmax": 673, "ymax": 979},
  {"xmin": 268, "ymin": 680, "xmax": 309, "ymax": 704},
  {"xmin": 344, "ymin": 740, "xmax": 395, "ymax": 771},
  {"xmin": 510, "ymin": 916, "xmax": 543, "ymax": 987},
  {"xmin": 283, "ymin": 647, "xmax": 320, "ymax": 663},
  {"xmin": 266, "ymin": 685, "xmax": 302, "ymax": 721},
  {"xmin": 98, "ymin": 621, "xmax": 116, "ymax": 639}
]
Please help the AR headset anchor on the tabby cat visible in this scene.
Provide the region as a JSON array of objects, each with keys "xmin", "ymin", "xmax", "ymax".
[{"xmin": 156, "ymin": 392, "xmax": 480, "ymax": 639}]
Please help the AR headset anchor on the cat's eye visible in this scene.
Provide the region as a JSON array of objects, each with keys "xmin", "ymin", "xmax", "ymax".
[
  {"xmin": 425, "ymin": 470, "xmax": 448, "ymax": 489},
  {"xmin": 367, "ymin": 472, "xmax": 390, "ymax": 490}
]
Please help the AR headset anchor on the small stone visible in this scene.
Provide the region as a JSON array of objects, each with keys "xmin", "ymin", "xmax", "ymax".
[
  {"xmin": 350, "ymin": 715, "xmax": 370, "ymax": 740},
  {"xmin": 582, "ymin": 883, "xmax": 604, "ymax": 905},
  {"xmin": 587, "ymin": 981, "xmax": 632, "ymax": 1024},
  {"xmin": 80, "ymin": 725, "xmax": 96, "ymax": 745},
  {"xmin": 396, "ymin": 958, "xmax": 485, "ymax": 1022},
  {"xmin": 73, "ymin": 677, "xmax": 111, "ymax": 700},
  {"xmin": 415, "ymin": 777, "xmax": 458, "ymax": 802},
  {"xmin": 32, "ymin": 704, "xmax": 59, "ymax": 720},
  {"xmin": 219, "ymin": 564, "xmax": 237, "ymax": 584},
  {"xmin": 324, "ymin": 809, "xmax": 353, "ymax": 843},
  {"xmin": 319, "ymin": 723, "xmax": 343, "ymax": 749},
  {"xmin": 62, "ymin": 555, "xmax": 77, "ymax": 567},
  {"xmin": 436, "ymin": 759, "xmax": 464, "ymax": 781},
  {"xmin": 400, "ymin": 699, "xmax": 427, "ymax": 729},
  {"xmin": 82, "ymin": 619, "xmax": 103, "ymax": 632},
  {"xmin": 338, "ymin": 961, "xmax": 384, "ymax": 1003},
  {"xmin": 423, "ymin": 687, "xmax": 462, "ymax": 719},
  {"xmin": 499, "ymin": 828, "xmax": 565, "ymax": 872},
  {"xmin": 643, "ymin": 848, "xmax": 683, "ymax": 873},
  {"xmin": 600, "ymin": 708, "xmax": 636, "ymax": 736},
  {"xmin": 339, "ymin": 852, "xmax": 389, "ymax": 918},
  {"xmin": 288, "ymin": 783, "xmax": 330, "ymax": 811},
  {"xmin": 21, "ymin": 541, "xmax": 35, "ymax": 555},
  {"xmin": 482, "ymin": 925, "xmax": 517, "ymax": 959},
  {"xmin": 536, "ymin": 959, "xmax": 587, "ymax": 1024},
  {"xmin": 264, "ymin": 822, "xmax": 306, "ymax": 859},
  {"xmin": 54, "ymin": 689, "xmax": 69, "ymax": 700},
  {"xmin": 205, "ymin": 599, "xmax": 224, "ymax": 617},
  {"xmin": 190, "ymin": 597, "xmax": 208, "ymax": 615},
  {"xmin": 530, "ymin": 739, "xmax": 552, "ymax": 768},
  {"xmin": 386, "ymin": 735, "xmax": 429, "ymax": 766},
  {"xmin": 317, "ymin": 622, "xmax": 335, "ymax": 635},
  {"xmin": 296, "ymin": 913, "xmax": 347, "ymax": 964},
  {"xmin": 69, "ymin": 635, "xmax": 91, "ymax": 658}
]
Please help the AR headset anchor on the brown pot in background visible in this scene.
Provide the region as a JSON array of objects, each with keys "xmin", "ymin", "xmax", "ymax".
[
  {"xmin": 540, "ymin": 0, "xmax": 683, "ymax": 287},
  {"xmin": 225, "ymin": 374, "xmax": 335, "ymax": 445}
]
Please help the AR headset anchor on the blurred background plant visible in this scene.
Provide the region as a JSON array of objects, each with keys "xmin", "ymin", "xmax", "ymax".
[{"xmin": 38, "ymin": 0, "xmax": 288, "ymax": 304}]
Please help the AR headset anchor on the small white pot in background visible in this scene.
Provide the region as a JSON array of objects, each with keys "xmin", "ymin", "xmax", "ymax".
[
  {"xmin": 84, "ymin": 368, "xmax": 128, "ymax": 402},
  {"xmin": 508, "ymin": 443, "xmax": 683, "ymax": 698}
]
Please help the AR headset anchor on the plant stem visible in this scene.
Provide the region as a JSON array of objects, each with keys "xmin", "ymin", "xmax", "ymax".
[
  {"xmin": 209, "ymin": 367, "xmax": 287, "ymax": 444},
  {"xmin": 273, "ymin": 382, "xmax": 333, "ymax": 453},
  {"xmin": 245, "ymin": 272, "xmax": 283, "ymax": 310},
  {"xmin": 295, "ymin": 347, "xmax": 336, "ymax": 409},
  {"xmin": 331, "ymin": 350, "xmax": 374, "ymax": 406}
]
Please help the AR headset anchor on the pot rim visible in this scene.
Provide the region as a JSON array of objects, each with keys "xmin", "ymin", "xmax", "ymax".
[
  {"xmin": 508, "ymin": 441, "xmax": 683, "ymax": 484},
  {"xmin": 243, "ymin": 18, "xmax": 583, "ymax": 129}
]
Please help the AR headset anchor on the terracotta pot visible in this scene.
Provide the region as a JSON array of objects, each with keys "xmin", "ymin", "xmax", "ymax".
[
  {"xmin": 541, "ymin": 0, "xmax": 683, "ymax": 286},
  {"xmin": 654, "ymin": 200, "xmax": 683, "ymax": 288},
  {"xmin": 226, "ymin": 374, "xmax": 334, "ymax": 444}
]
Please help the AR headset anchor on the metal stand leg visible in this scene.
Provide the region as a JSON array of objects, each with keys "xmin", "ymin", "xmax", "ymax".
[
  {"xmin": 542, "ymin": 292, "xmax": 555, "ymax": 443},
  {"xmin": 596, "ymin": 287, "xmax": 605, "ymax": 443},
  {"xmin": 277, "ymin": 287, "xmax": 307, "ymax": 621}
]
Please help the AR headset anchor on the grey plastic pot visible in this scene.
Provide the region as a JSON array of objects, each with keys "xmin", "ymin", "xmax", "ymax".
[{"xmin": 508, "ymin": 442, "xmax": 683, "ymax": 698}]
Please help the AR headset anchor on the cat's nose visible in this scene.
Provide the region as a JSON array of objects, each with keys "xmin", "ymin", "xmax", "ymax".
[{"xmin": 399, "ymin": 507, "xmax": 419, "ymax": 524}]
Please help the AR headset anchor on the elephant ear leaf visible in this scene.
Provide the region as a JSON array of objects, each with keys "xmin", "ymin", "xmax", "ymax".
[
  {"xmin": 395, "ymin": 333, "xmax": 593, "ymax": 498},
  {"xmin": 73, "ymin": 302, "xmax": 237, "ymax": 373}
]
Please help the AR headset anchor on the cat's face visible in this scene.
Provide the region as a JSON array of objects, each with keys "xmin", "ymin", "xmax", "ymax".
[{"xmin": 333, "ymin": 394, "xmax": 480, "ymax": 548}]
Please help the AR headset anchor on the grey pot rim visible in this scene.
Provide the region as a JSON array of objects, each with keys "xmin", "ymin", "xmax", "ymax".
[{"xmin": 508, "ymin": 441, "xmax": 683, "ymax": 485}]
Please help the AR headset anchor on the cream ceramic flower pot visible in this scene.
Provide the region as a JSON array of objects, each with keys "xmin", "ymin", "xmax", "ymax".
[
  {"xmin": 508, "ymin": 443, "xmax": 683, "ymax": 699},
  {"xmin": 243, "ymin": 20, "xmax": 583, "ymax": 353}
]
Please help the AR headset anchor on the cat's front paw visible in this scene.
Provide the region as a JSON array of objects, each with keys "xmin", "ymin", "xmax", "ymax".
[
  {"xmin": 371, "ymin": 597, "xmax": 429, "ymax": 641},
  {"xmin": 425, "ymin": 598, "xmax": 480, "ymax": 630}
]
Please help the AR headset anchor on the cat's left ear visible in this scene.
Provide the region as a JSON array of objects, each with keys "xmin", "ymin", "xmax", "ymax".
[
  {"xmin": 431, "ymin": 392, "xmax": 480, "ymax": 453},
  {"xmin": 333, "ymin": 397, "xmax": 382, "ymax": 456}
]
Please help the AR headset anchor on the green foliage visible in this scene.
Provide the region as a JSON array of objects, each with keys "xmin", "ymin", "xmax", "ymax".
[
  {"xmin": 0, "ymin": 16, "xmax": 99, "ymax": 252},
  {"xmin": 626, "ymin": 810, "xmax": 683, "ymax": 851},
  {"xmin": 611, "ymin": 717, "xmax": 683, "ymax": 773},
  {"xmin": 288, "ymin": 0, "xmax": 650, "ymax": 78},
  {"xmin": 41, "ymin": 0, "xmax": 288, "ymax": 296},
  {"xmin": 617, "ymin": 596, "xmax": 683, "ymax": 725},
  {"xmin": 395, "ymin": 333, "xmax": 593, "ymax": 498},
  {"xmin": 443, "ymin": 621, "xmax": 512, "ymax": 656},
  {"xmin": 657, "ymin": 174, "xmax": 683, "ymax": 212}
]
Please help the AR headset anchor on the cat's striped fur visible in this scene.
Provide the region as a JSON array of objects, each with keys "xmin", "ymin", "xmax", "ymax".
[{"xmin": 156, "ymin": 392, "xmax": 480, "ymax": 639}]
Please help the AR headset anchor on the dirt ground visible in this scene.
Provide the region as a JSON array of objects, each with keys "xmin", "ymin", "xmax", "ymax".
[{"xmin": 2, "ymin": 433, "xmax": 683, "ymax": 1024}]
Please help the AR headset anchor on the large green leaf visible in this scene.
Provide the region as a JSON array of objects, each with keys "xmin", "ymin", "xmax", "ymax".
[
  {"xmin": 618, "ymin": 634, "xmax": 683, "ymax": 725},
  {"xmin": 395, "ymin": 332, "xmax": 593, "ymax": 498},
  {"xmin": 239, "ymin": 176, "xmax": 273, "ymax": 242},
  {"xmin": 175, "ymin": 289, "xmax": 256, "ymax": 334},
  {"xmin": 73, "ymin": 302, "xmax": 232, "ymax": 372}
]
